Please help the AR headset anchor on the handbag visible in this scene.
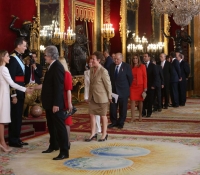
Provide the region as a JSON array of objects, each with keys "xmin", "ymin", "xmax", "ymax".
[
  {"xmin": 142, "ymin": 91, "xmax": 147, "ymax": 100},
  {"xmin": 64, "ymin": 106, "xmax": 77, "ymax": 119}
]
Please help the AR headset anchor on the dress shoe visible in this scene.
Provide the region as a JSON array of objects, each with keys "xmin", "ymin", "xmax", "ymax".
[
  {"xmin": 180, "ymin": 104, "xmax": 185, "ymax": 106},
  {"xmin": 42, "ymin": 148, "xmax": 58, "ymax": 153},
  {"xmin": 20, "ymin": 141, "xmax": 28, "ymax": 146},
  {"xmin": 107, "ymin": 123, "xmax": 118, "ymax": 128},
  {"xmin": 118, "ymin": 125, "xmax": 123, "ymax": 129},
  {"xmin": 173, "ymin": 105, "xmax": 179, "ymax": 108},
  {"xmin": 9, "ymin": 142, "xmax": 23, "ymax": 148},
  {"xmin": 98, "ymin": 134, "xmax": 108, "ymax": 142},
  {"xmin": 168, "ymin": 104, "xmax": 173, "ymax": 107},
  {"xmin": 85, "ymin": 133, "xmax": 97, "ymax": 142},
  {"xmin": 152, "ymin": 109, "xmax": 157, "ymax": 112},
  {"xmin": 142, "ymin": 114, "xmax": 146, "ymax": 117},
  {"xmin": 163, "ymin": 106, "xmax": 168, "ymax": 109},
  {"xmin": 53, "ymin": 154, "xmax": 69, "ymax": 160},
  {"xmin": 146, "ymin": 115, "xmax": 151, "ymax": 117},
  {"xmin": 158, "ymin": 108, "xmax": 162, "ymax": 112}
]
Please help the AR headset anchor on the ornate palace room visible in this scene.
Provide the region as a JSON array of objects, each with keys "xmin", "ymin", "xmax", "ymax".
[{"xmin": 0, "ymin": 0, "xmax": 200, "ymax": 174}]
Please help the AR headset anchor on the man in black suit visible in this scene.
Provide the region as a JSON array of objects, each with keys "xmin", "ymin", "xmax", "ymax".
[
  {"xmin": 176, "ymin": 52, "xmax": 190, "ymax": 106},
  {"xmin": 41, "ymin": 45, "xmax": 69, "ymax": 160},
  {"xmin": 169, "ymin": 51, "xmax": 182, "ymax": 107},
  {"xmin": 24, "ymin": 51, "xmax": 42, "ymax": 85},
  {"xmin": 159, "ymin": 53, "xmax": 171, "ymax": 109},
  {"xmin": 108, "ymin": 53, "xmax": 133, "ymax": 129},
  {"xmin": 152, "ymin": 59, "xmax": 164, "ymax": 112},
  {"xmin": 7, "ymin": 37, "xmax": 29, "ymax": 148},
  {"xmin": 103, "ymin": 50, "xmax": 113, "ymax": 71},
  {"xmin": 142, "ymin": 53, "xmax": 158, "ymax": 117}
]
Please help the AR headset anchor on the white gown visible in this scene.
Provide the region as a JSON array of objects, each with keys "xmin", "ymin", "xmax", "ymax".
[{"xmin": 0, "ymin": 66, "xmax": 26, "ymax": 123}]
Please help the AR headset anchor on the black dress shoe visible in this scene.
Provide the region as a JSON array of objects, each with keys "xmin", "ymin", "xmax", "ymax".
[
  {"xmin": 158, "ymin": 108, "xmax": 162, "ymax": 112},
  {"xmin": 85, "ymin": 134, "xmax": 97, "ymax": 142},
  {"xmin": 163, "ymin": 106, "xmax": 168, "ymax": 109},
  {"xmin": 173, "ymin": 105, "xmax": 179, "ymax": 108},
  {"xmin": 53, "ymin": 154, "xmax": 69, "ymax": 160},
  {"xmin": 142, "ymin": 114, "xmax": 146, "ymax": 117},
  {"xmin": 98, "ymin": 134, "xmax": 108, "ymax": 142},
  {"xmin": 146, "ymin": 115, "xmax": 151, "ymax": 117},
  {"xmin": 20, "ymin": 141, "xmax": 28, "ymax": 146},
  {"xmin": 107, "ymin": 123, "xmax": 118, "ymax": 128},
  {"xmin": 9, "ymin": 142, "xmax": 23, "ymax": 148},
  {"xmin": 118, "ymin": 125, "xmax": 123, "ymax": 129},
  {"xmin": 168, "ymin": 104, "xmax": 173, "ymax": 107},
  {"xmin": 42, "ymin": 148, "xmax": 58, "ymax": 153}
]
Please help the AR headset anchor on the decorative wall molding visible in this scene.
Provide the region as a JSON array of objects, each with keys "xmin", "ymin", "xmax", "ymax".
[
  {"xmin": 74, "ymin": 1, "xmax": 95, "ymax": 22},
  {"xmin": 103, "ymin": 0, "xmax": 110, "ymax": 23}
]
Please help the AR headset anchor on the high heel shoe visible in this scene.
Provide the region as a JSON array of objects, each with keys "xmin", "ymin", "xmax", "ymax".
[
  {"xmin": 0, "ymin": 144, "xmax": 12, "ymax": 152},
  {"xmin": 98, "ymin": 134, "xmax": 108, "ymax": 142},
  {"xmin": 85, "ymin": 134, "xmax": 97, "ymax": 142}
]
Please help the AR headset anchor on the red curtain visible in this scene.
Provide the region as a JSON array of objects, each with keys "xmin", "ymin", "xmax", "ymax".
[
  {"xmin": 110, "ymin": 0, "xmax": 121, "ymax": 54},
  {"xmin": 0, "ymin": 0, "xmax": 36, "ymax": 52},
  {"xmin": 138, "ymin": 0, "xmax": 152, "ymax": 38}
]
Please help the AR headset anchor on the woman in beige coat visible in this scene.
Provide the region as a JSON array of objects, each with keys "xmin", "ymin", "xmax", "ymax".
[
  {"xmin": 0, "ymin": 50, "xmax": 32, "ymax": 152},
  {"xmin": 85, "ymin": 51, "xmax": 112, "ymax": 142}
]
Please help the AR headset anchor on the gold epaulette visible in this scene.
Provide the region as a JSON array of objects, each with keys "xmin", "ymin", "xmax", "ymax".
[{"xmin": 10, "ymin": 53, "xmax": 16, "ymax": 57}]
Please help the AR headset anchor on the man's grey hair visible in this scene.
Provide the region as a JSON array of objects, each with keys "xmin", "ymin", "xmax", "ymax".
[
  {"xmin": 45, "ymin": 45, "xmax": 59, "ymax": 60},
  {"xmin": 116, "ymin": 52, "xmax": 123, "ymax": 60}
]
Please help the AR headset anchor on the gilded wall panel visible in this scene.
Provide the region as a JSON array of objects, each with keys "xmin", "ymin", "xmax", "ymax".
[{"xmin": 193, "ymin": 15, "xmax": 200, "ymax": 95}]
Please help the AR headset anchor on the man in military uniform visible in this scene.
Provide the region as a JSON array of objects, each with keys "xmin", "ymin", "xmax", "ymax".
[{"xmin": 7, "ymin": 37, "xmax": 29, "ymax": 148}]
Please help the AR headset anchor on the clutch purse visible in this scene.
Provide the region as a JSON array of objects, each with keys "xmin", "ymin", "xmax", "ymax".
[
  {"xmin": 142, "ymin": 91, "xmax": 147, "ymax": 99},
  {"xmin": 64, "ymin": 106, "xmax": 77, "ymax": 119}
]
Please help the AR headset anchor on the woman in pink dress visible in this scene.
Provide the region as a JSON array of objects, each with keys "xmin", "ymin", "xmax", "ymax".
[{"xmin": 130, "ymin": 54, "xmax": 147, "ymax": 122}]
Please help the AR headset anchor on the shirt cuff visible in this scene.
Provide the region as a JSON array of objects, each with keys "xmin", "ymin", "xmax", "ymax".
[{"xmin": 11, "ymin": 94, "xmax": 17, "ymax": 97}]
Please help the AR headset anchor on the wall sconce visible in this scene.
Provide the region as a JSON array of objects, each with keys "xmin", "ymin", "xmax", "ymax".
[{"xmin": 101, "ymin": 23, "xmax": 115, "ymax": 51}]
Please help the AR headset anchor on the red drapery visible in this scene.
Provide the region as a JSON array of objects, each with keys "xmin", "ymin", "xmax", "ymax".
[{"xmin": 0, "ymin": 0, "xmax": 36, "ymax": 52}]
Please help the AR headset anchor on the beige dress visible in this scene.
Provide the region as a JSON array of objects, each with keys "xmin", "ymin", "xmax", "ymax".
[
  {"xmin": 0, "ymin": 66, "xmax": 26, "ymax": 123},
  {"xmin": 88, "ymin": 65, "xmax": 112, "ymax": 116}
]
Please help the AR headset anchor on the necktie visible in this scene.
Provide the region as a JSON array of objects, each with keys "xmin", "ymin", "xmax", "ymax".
[
  {"xmin": 114, "ymin": 66, "xmax": 119, "ymax": 78},
  {"xmin": 31, "ymin": 67, "xmax": 35, "ymax": 81}
]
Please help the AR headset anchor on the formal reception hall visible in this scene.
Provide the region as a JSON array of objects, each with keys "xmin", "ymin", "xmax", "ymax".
[{"xmin": 0, "ymin": 0, "xmax": 200, "ymax": 175}]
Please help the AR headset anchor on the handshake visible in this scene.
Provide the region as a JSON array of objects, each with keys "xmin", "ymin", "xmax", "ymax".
[{"xmin": 25, "ymin": 87, "xmax": 34, "ymax": 94}]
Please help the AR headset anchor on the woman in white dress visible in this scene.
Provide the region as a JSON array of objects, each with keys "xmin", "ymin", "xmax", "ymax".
[
  {"xmin": 0, "ymin": 50, "xmax": 32, "ymax": 152},
  {"xmin": 84, "ymin": 56, "xmax": 101, "ymax": 141}
]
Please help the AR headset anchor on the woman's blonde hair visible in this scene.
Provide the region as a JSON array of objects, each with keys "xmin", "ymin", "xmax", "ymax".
[
  {"xmin": 132, "ymin": 54, "xmax": 142, "ymax": 67},
  {"xmin": 58, "ymin": 57, "xmax": 70, "ymax": 72},
  {"xmin": 0, "ymin": 50, "xmax": 8, "ymax": 66}
]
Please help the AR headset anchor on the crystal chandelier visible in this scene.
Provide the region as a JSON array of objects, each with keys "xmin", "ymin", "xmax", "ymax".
[{"xmin": 151, "ymin": 0, "xmax": 200, "ymax": 30}]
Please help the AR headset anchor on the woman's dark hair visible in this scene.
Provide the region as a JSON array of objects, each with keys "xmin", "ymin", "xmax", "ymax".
[
  {"xmin": 92, "ymin": 51, "xmax": 104, "ymax": 61},
  {"xmin": 132, "ymin": 53, "xmax": 142, "ymax": 67}
]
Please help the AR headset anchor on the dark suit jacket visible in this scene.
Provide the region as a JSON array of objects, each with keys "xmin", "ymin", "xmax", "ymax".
[
  {"xmin": 146, "ymin": 62, "xmax": 158, "ymax": 89},
  {"xmin": 170, "ymin": 58, "xmax": 181, "ymax": 82},
  {"xmin": 109, "ymin": 62, "xmax": 133, "ymax": 98},
  {"xmin": 155, "ymin": 65, "xmax": 164, "ymax": 87},
  {"xmin": 104, "ymin": 56, "xmax": 113, "ymax": 71},
  {"xmin": 180, "ymin": 60, "xmax": 190, "ymax": 82},
  {"xmin": 7, "ymin": 52, "xmax": 25, "ymax": 99},
  {"xmin": 160, "ymin": 61, "xmax": 171, "ymax": 86},
  {"xmin": 25, "ymin": 63, "xmax": 43, "ymax": 85},
  {"xmin": 41, "ymin": 60, "xmax": 65, "ymax": 110}
]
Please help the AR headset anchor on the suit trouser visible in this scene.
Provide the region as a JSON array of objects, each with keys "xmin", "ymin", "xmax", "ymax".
[
  {"xmin": 153, "ymin": 87, "xmax": 162, "ymax": 110},
  {"xmin": 9, "ymin": 98, "xmax": 24, "ymax": 144},
  {"xmin": 45, "ymin": 110, "xmax": 69, "ymax": 155},
  {"xmin": 170, "ymin": 82, "xmax": 179, "ymax": 106},
  {"xmin": 178, "ymin": 80, "xmax": 187, "ymax": 105},
  {"xmin": 161, "ymin": 84, "xmax": 170, "ymax": 107},
  {"xmin": 142, "ymin": 88, "xmax": 155, "ymax": 116},
  {"xmin": 110, "ymin": 97, "xmax": 128, "ymax": 126}
]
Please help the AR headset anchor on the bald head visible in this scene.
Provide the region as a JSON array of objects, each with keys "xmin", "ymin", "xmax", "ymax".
[{"xmin": 115, "ymin": 53, "xmax": 123, "ymax": 65}]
